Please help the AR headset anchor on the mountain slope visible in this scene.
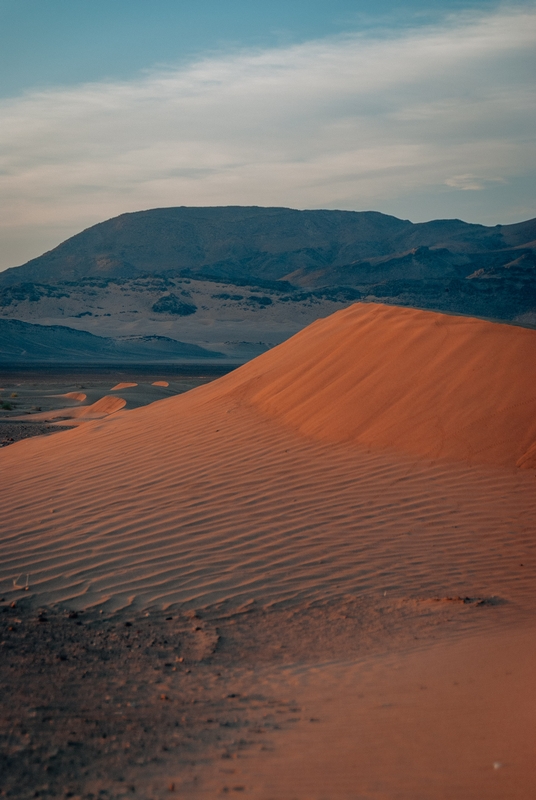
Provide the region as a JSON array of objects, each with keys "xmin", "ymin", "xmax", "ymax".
[
  {"xmin": 0, "ymin": 318, "xmax": 223, "ymax": 363},
  {"xmin": 1, "ymin": 206, "xmax": 535, "ymax": 288}
]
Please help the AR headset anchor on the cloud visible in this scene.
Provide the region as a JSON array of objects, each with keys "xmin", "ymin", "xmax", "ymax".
[
  {"xmin": 444, "ymin": 175, "xmax": 486, "ymax": 190},
  {"xmin": 0, "ymin": 5, "xmax": 535, "ymax": 268}
]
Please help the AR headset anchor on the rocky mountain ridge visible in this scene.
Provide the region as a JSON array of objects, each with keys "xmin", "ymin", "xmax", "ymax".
[
  {"xmin": 0, "ymin": 318, "xmax": 224, "ymax": 363},
  {"xmin": 2, "ymin": 206, "xmax": 535, "ymax": 288}
]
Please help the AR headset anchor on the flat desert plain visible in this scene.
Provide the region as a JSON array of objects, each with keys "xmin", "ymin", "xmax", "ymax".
[{"xmin": 1, "ymin": 303, "xmax": 535, "ymax": 800}]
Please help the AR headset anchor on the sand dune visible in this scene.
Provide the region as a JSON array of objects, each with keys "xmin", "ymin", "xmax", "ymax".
[
  {"xmin": 110, "ymin": 382, "xmax": 138, "ymax": 390},
  {"xmin": 61, "ymin": 391, "xmax": 87, "ymax": 401},
  {"xmin": 78, "ymin": 394, "xmax": 127, "ymax": 417},
  {"xmin": 1, "ymin": 303, "xmax": 535, "ymax": 610},
  {"xmin": 12, "ymin": 394, "xmax": 127, "ymax": 424},
  {"xmin": 1, "ymin": 303, "xmax": 535, "ymax": 798},
  {"xmin": 213, "ymin": 302, "xmax": 536, "ymax": 468}
]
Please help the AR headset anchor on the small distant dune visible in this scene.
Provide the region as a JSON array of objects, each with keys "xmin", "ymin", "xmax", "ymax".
[
  {"xmin": 61, "ymin": 392, "xmax": 87, "ymax": 402},
  {"xmin": 79, "ymin": 395, "xmax": 126, "ymax": 416},
  {"xmin": 11, "ymin": 394, "xmax": 126, "ymax": 423},
  {"xmin": 110, "ymin": 382, "xmax": 137, "ymax": 390},
  {"xmin": 152, "ymin": 380, "xmax": 169, "ymax": 387}
]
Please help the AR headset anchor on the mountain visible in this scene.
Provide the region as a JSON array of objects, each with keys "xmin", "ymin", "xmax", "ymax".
[
  {"xmin": 2, "ymin": 206, "xmax": 535, "ymax": 288},
  {"xmin": 0, "ymin": 207, "xmax": 535, "ymax": 363},
  {"xmin": 0, "ymin": 318, "xmax": 223, "ymax": 363}
]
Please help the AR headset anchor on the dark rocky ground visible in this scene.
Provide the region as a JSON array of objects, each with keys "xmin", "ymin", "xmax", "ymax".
[
  {"xmin": 0, "ymin": 600, "xmax": 299, "ymax": 800},
  {"xmin": 0, "ymin": 591, "xmax": 506, "ymax": 800}
]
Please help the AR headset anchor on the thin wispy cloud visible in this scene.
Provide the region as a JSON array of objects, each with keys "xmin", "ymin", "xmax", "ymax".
[{"xmin": 1, "ymin": 5, "xmax": 535, "ymax": 268}]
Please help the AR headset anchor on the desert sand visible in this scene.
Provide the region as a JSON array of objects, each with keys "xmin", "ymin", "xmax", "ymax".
[
  {"xmin": 1, "ymin": 303, "xmax": 535, "ymax": 799},
  {"xmin": 110, "ymin": 383, "xmax": 138, "ymax": 391}
]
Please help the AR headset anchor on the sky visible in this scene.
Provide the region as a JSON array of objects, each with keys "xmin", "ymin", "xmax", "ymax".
[{"xmin": 0, "ymin": 0, "xmax": 535, "ymax": 270}]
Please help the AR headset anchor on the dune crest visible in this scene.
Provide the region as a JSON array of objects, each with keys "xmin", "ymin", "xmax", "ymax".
[
  {"xmin": 111, "ymin": 382, "xmax": 138, "ymax": 391},
  {"xmin": 211, "ymin": 303, "xmax": 536, "ymax": 468},
  {"xmin": 79, "ymin": 395, "xmax": 126, "ymax": 416},
  {"xmin": 11, "ymin": 394, "xmax": 126, "ymax": 424}
]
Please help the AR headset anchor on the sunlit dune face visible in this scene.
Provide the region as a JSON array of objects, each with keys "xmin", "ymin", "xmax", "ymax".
[
  {"xmin": 110, "ymin": 382, "xmax": 137, "ymax": 391},
  {"xmin": 214, "ymin": 303, "xmax": 536, "ymax": 468},
  {"xmin": 61, "ymin": 391, "xmax": 87, "ymax": 402}
]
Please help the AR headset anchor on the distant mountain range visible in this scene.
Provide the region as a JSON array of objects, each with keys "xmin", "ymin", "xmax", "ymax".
[
  {"xmin": 0, "ymin": 319, "xmax": 223, "ymax": 364},
  {"xmin": 1, "ymin": 206, "xmax": 535, "ymax": 363}
]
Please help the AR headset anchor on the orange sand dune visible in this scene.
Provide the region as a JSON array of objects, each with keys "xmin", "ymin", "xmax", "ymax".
[
  {"xmin": 60, "ymin": 391, "xmax": 87, "ymax": 402},
  {"xmin": 152, "ymin": 380, "xmax": 169, "ymax": 387},
  {"xmin": 1, "ymin": 303, "xmax": 535, "ymax": 613},
  {"xmin": 111, "ymin": 382, "xmax": 138, "ymax": 390},
  {"xmin": 212, "ymin": 303, "xmax": 536, "ymax": 468},
  {"xmin": 13, "ymin": 394, "xmax": 126, "ymax": 424},
  {"xmin": 79, "ymin": 395, "xmax": 127, "ymax": 416}
]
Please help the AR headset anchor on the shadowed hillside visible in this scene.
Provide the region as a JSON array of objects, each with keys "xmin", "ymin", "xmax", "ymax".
[
  {"xmin": 2, "ymin": 207, "xmax": 535, "ymax": 291},
  {"xmin": 0, "ymin": 318, "xmax": 224, "ymax": 363}
]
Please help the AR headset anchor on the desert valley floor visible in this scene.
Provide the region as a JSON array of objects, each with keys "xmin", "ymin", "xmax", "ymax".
[{"xmin": 1, "ymin": 303, "xmax": 535, "ymax": 799}]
